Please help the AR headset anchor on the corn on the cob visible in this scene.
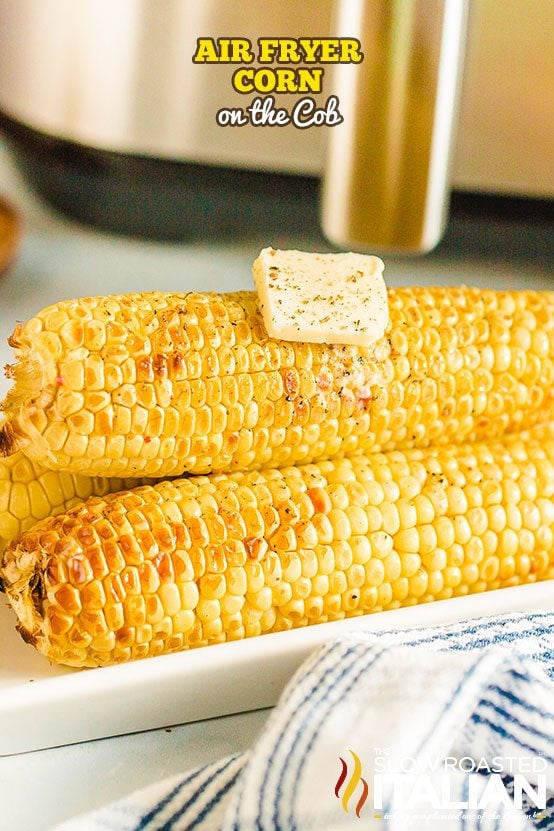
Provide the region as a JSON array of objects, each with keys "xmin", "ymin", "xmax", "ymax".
[
  {"xmin": 0, "ymin": 418, "xmax": 144, "ymax": 555},
  {"xmin": 3, "ymin": 425, "xmax": 553, "ymax": 668},
  {"xmin": 1, "ymin": 288, "xmax": 554, "ymax": 478},
  {"xmin": 0, "ymin": 451, "xmax": 147, "ymax": 557}
]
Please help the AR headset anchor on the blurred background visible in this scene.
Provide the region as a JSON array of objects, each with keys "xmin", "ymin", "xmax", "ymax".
[{"xmin": 0, "ymin": 0, "xmax": 552, "ymax": 398}]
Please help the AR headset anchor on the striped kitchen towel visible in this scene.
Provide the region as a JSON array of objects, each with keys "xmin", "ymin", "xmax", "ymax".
[{"xmin": 55, "ymin": 611, "xmax": 554, "ymax": 831}]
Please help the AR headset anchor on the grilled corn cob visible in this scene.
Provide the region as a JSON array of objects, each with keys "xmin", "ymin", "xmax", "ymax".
[
  {"xmin": 1, "ymin": 287, "xmax": 554, "ymax": 478},
  {"xmin": 3, "ymin": 426, "xmax": 553, "ymax": 668},
  {"xmin": 0, "ymin": 418, "xmax": 143, "ymax": 555},
  {"xmin": 0, "ymin": 452, "xmax": 142, "ymax": 557}
]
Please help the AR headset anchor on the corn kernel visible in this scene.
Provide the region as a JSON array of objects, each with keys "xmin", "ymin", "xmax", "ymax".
[
  {"xmin": 281, "ymin": 599, "xmax": 305, "ymax": 620},
  {"xmin": 418, "ymin": 524, "xmax": 438, "ymax": 554},
  {"xmin": 329, "ymin": 571, "xmax": 348, "ymax": 594},
  {"xmin": 413, "ymin": 494, "xmax": 435, "ymax": 524},
  {"xmin": 461, "ymin": 563, "xmax": 480, "ymax": 585},
  {"xmin": 395, "ymin": 528, "xmax": 420, "ymax": 553},
  {"xmin": 5, "ymin": 419, "xmax": 554, "ymax": 668},
  {"xmin": 467, "ymin": 507, "xmax": 488, "ymax": 536},
  {"xmin": 369, "ymin": 531, "xmax": 394, "ymax": 559},
  {"xmin": 381, "ymin": 504, "xmax": 400, "ymax": 535},
  {"xmin": 408, "ymin": 570, "xmax": 428, "ymax": 597},
  {"xmin": 349, "ymin": 536, "xmax": 371, "ymax": 565},
  {"xmin": 392, "ymin": 577, "xmax": 409, "ymax": 601},
  {"xmin": 397, "ymin": 498, "xmax": 417, "ymax": 529},
  {"xmin": 518, "ymin": 529, "xmax": 535, "ymax": 554},
  {"xmin": 400, "ymin": 552, "xmax": 421, "ymax": 577},
  {"xmin": 435, "ymin": 516, "xmax": 455, "ymax": 549},
  {"xmin": 384, "ymin": 551, "xmax": 402, "ymax": 581},
  {"xmin": 199, "ymin": 573, "xmax": 226, "ymax": 600},
  {"xmin": 197, "ymin": 598, "xmax": 221, "ymax": 622},
  {"xmin": 421, "ymin": 548, "xmax": 447, "ymax": 571}
]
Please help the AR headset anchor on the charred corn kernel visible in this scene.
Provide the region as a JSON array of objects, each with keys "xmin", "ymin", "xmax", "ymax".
[
  {"xmin": 0, "ymin": 443, "xmax": 143, "ymax": 555},
  {"xmin": 4, "ymin": 425, "xmax": 554, "ymax": 667},
  {"xmin": 3, "ymin": 287, "xmax": 554, "ymax": 477}
]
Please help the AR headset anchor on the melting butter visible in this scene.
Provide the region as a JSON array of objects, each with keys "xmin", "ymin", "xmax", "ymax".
[{"xmin": 253, "ymin": 247, "xmax": 388, "ymax": 346}]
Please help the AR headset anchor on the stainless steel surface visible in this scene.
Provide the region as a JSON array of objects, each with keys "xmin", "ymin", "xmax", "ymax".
[
  {"xmin": 322, "ymin": 0, "xmax": 468, "ymax": 254},
  {"xmin": 0, "ymin": 0, "xmax": 330, "ymax": 174},
  {"xmin": 0, "ymin": 0, "xmax": 552, "ymax": 198}
]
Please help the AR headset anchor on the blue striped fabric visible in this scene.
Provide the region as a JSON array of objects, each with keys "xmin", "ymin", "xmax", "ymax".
[{"xmin": 55, "ymin": 611, "xmax": 554, "ymax": 831}]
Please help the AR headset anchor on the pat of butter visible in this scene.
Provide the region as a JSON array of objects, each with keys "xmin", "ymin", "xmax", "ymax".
[{"xmin": 253, "ymin": 247, "xmax": 388, "ymax": 346}]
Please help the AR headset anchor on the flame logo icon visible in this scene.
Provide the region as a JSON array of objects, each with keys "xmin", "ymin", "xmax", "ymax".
[{"xmin": 335, "ymin": 750, "xmax": 369, "ymax": 818}]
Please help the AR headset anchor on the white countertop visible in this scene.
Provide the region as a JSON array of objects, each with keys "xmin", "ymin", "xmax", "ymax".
[{"xmin": 0, "ymin": 137, "xmax": 552, "ymax": 830}]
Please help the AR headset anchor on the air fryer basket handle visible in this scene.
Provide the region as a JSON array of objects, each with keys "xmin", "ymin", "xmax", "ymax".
[{"xmin": 322, "ymin": 0, "xmax": 469, "ymax": 254}]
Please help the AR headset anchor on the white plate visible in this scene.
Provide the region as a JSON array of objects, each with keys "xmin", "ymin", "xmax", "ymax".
[{"xmin": 1, "ymin": 582, "xmax": 553, "ymax": 756}]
